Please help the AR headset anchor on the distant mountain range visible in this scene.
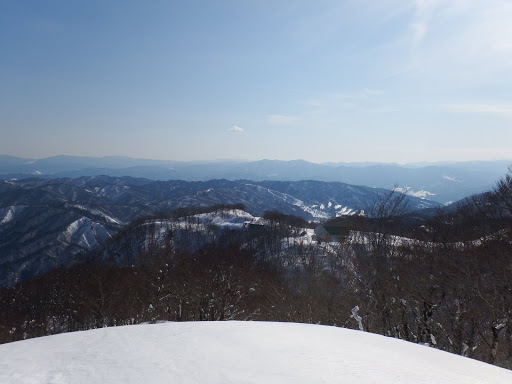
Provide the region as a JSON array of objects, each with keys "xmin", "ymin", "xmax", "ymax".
[
  {"xmin": 0, "ymin": 176, "xmax": 440, "ymax": 287},
  {"xmin": 1, "ymin": 155, "xmax": 510, "ymax": 204}
]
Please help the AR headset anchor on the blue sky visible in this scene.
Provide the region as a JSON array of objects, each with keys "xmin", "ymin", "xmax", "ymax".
[{"xmin": 1, "ymin": 0, "xmax": 511, "ymax": 163}]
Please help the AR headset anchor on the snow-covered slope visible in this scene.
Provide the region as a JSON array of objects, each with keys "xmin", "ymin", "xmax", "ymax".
[
  {"xmin": 1, "ymin": 322, "xmax": 510, "ymax": 384},
  {"xmin": 58, "ymin": 217, "xmax": 111, "ymax": 249}
]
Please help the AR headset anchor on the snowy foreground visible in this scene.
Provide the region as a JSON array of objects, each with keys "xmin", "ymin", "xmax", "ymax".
[{"xmin": 1, "ymin": 322, "xmax": 511, "ymax": 384}]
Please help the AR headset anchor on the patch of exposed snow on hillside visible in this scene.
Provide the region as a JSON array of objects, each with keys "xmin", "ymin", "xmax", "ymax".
[
  {"xmin": 281, "ymin": 229, "xmax": 317, "ymax": 249},
  {"xmin": 248, "ymin": 184, "xmax": 304, "ymax": 207},
  {"xmin": 297, "ymin": 204, "xmax": 330, "ymax": 219},
  {"xmin": 195, "ymin": 209, "xmax": 255, "ymax": 228},
  {"xmin": 0, "ymin": 210, "xmax": 13, "ymax": 225},
  {"xmin": 302, "ymin": 228, "xmax": 315, "ymax": 242},
  {"xmin": 96, "ymin": 185, "xmax": 130, "ymax": 198},
  {"xmin": 79, "ymin": 230, "xmax": 94, "ymax": 249},
  {"xmin": 394, "ymin": 187, "xmax": 436, "ymax": 199},
  {"xmin": 0, "ymin": 322, "xmax": 510, "ymax": 384},
  {"xmin": 61, "ymin": 217, "xmax": 110, "ymax": 249},
  {"xmin": 291, "ymin": 200, "xmax": 330, "ymax": 220},
  {"xmin": 89, "ymin": 208, "xmax": 123, "ymax": 225},
  {"xmin": 0, "ymin": 206, "xmax": 26, "ymax": 224},
  {"xmin": 443, "ymin": 175, "xmax": 462, "ymax": 182},
  {"xmin": 409, "ymin": 190, "xmax": 436, "ymax": 199},
  {"xmin": 65, "ymin": 217, "xmax": 90, "ymax": 239},
  {"xmin": 138, "ymin": 209, "xmax": 260, "ymax": 251},
  {"xmin": 73, "ymin": 205, "xmax": 124, "ymax": 225},
  {"xmin": 335, "ymin": 206, "xmax": 355, "ymax": 217}
]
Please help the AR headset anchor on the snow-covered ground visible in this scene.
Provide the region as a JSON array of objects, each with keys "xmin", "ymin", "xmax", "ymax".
[
  {"xmin": 394, "ymin": 186, "xmax": 437, "ymax": 200},
  {"xmin": 195, "ymin": 209, "xmax": 256, "ymax": 229},
  {"xmin": 1, "ymin": 322, "xmax": 510, "ymax": 384},
  {"xmin": 0, "ymin": 205, "xmax": 26, "ymax": 224},
  {"xmin": 72, "ymin": 204, "xmax": 124, "ymax": 225},
  {"xmin": 58, "ymin": 217, "xmax": 110, "ymax": 250}
]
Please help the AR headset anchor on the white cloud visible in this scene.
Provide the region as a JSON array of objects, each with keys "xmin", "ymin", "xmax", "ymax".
[
  {"xmin": 229, "ymin": 125, "xmax": 244, "ymax": 132},
  {"xmin": 268, "ymin": 115, "xmax": 300, "ymax": 126},
  {"xmin": 306, "ymin": 89, "xmax": 395, "ymax": 114}
]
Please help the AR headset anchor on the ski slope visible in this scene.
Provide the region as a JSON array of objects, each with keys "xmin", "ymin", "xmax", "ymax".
[{"xmin": 1, "ymin": 321, "xmax": 510, "ymax": 384}]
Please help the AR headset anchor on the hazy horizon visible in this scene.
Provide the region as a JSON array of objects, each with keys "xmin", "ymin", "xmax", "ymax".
[
  {"xmin": 2, "ymin": 1, "xmax": 511, "ymax": 163},
  {"xmin": 2, "ymin": 153, "xmax": 511, "ymax": 167}
]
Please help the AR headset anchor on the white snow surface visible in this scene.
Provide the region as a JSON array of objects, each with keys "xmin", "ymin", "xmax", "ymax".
[
  {"xmin": 195, "ymin": 209, "xmax": 255, "ymax": 228},
  {"xmin": 0, "ymin": 205, "xmax": 26, "ymax": 224},
  {"xmin": 393, "ymin": 187, "xmax": 436, "ymax": 199},
  {"xmin": 1, "ymin": 322, "xmax": 510, "ymax": 384},
  {"xmin": 73, "ymin": 205, "xmax": 124, "ymax": 225},
  {"xmin": 294, "ymin": 201, "xmax": 330, "ymax": 219},
  {"xmin": 335, "ymin": 205, "xmax": 356, "ymax": 216},
  {"xmin": 443, "ymin": 175, "xmax": 461, "ymax": 182},
  {"xmin": 61, "ymin": 217, "xmax": 110, "ymax": 249}
]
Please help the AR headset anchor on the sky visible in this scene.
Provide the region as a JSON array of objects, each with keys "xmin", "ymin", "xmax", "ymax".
[{"xmin": 1, "ymin": 0, "xmax": 512, "ymax": 163}]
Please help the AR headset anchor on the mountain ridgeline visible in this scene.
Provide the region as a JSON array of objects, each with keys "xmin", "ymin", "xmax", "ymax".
[
  {"xmin": 1, "ymin": 155, "xmax": 510, "ymax": 204},
  {"xmin": 0, "ymin": 176, "xmax": 439, "ymax": 287}
]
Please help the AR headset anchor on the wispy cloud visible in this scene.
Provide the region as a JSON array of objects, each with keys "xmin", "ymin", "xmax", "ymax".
[
  {"xmin": 403, "ymin": 0, "xmax": 512, "ymax": 80},
  {"xmin": 410, "ymin": 0, "xmax": 441, "ymax": 46},
  {"xmin": 334, "ymin": 89, "xmax": 385, "ymax": 100},
  {"xmin": 442, "ymin": 103, "xmax": 512, "ymax": 117},
  {"xmin": 291, "ymin": 89, "xmax": 396, "ymax": 123},
  {"xmin": 311, "ymin": 89, "xmax": 396, "ymax": 114},
  {"xmin": 229, "ymin": 125, "xmax": 244, "ymax": 132},
  {"xmin": 268, "ymin": 115, "xmax": 300, "ymax": 126},
  {"xmin": 300, "ymin": 99, "xmax": 322, "ymax": 107},
  {"xmin": 410, "ymin": 20, "xmax": 427, "ymax": 48}
]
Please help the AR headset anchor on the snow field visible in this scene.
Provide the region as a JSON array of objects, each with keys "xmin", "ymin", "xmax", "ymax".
[{"xmin": 0, "ymin": 321, "xmax": 511, "ymax": 384}]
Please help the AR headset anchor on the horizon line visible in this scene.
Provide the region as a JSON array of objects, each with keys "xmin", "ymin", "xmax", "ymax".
[{"xmin": 1, "ymin": 153, "xmax": 512, "ymax": 166}]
